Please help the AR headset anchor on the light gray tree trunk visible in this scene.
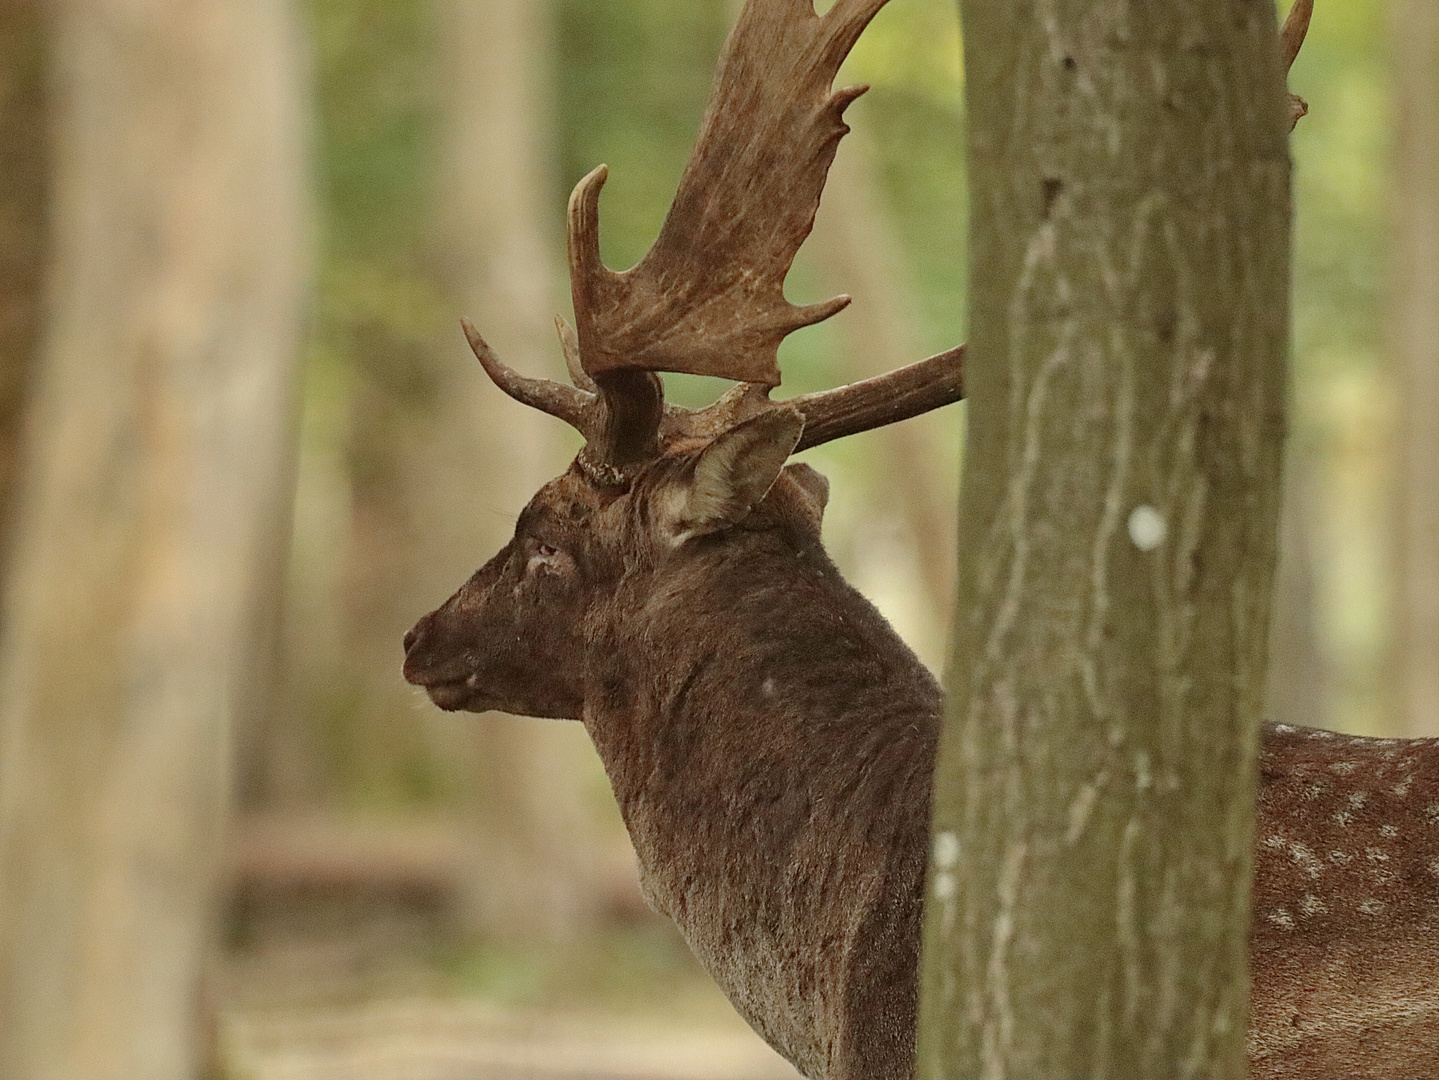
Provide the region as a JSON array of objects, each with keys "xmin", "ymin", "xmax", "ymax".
[
  {"xmin": 1390, "ymin": 0, "xmax": 1439, "ymax": 737},
  {"xmin": 918, "ymin": 1, "xmax": 1291, "ymax": 1075},
  {"xmin": 335, "ymin": 0, "xmax": 609, "ymax": 938},
  {"xmin": 433, "ymin": 0, "xmax": 612, "ymax": 940},
  {"xmin": 0, "ymin": 0, "xmax": 309, "ymax": 1076}
]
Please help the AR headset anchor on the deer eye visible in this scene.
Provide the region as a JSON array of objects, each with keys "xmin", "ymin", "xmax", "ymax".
[{"xmin": 525, "ymin": 540, "xmax": 564, "ymax": 573}]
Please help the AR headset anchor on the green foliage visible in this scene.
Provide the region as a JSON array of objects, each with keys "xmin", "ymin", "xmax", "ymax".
[
  {"xmin": 1283, "ymin": 0, "xmax": 1391, "ymax": 733},
  {"xmin": 310, "ymin": 0, "xmax": 437, "ymax": 260},
  {"xmin": 556, "ymin": 0, "xmax": 730, "ymax": 272},
  {"xmin": 1290, "ymin": 0, "xmax": 1387, "ymax": 377}
]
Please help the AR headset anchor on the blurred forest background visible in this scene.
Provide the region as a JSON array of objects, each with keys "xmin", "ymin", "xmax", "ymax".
[{"xmin": 0, "ymin": 0, "xmax": 1433, "ymax": 1077}]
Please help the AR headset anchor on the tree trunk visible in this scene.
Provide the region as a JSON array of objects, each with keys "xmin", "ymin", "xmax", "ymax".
[
  {"xmin": 0, "ymin": 0, "xmax": 46, "ymax": 578},
  {"xmin": 432, "ymin": 0, "xmax": 612, "ymax": 940},
  {"xmin": 0, "ymin": 0, "xmax": 309, "ymax": 1075},
  {"xmin": 328, "ymin": 0, "xmax": 611, "ymax": 938},
  {"xmin": 1390, "ymin": 0, "xmax": 1439, "ymax": 737},
  {"xmin": 918, "ymin": 2, "xmax": 1291, "ymax": 1075}
]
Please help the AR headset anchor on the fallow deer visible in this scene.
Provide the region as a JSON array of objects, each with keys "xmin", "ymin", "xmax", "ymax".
[{"xmin": 405, "ymin": 0, "xmax": 1439, "ymax": 1076}]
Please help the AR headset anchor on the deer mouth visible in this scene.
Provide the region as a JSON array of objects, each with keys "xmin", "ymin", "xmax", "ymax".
[
  {"xmin": 421, "ymin": 677, "xmax": 480, "ymax": 712},
  {"xmin": 402, "ymin": 653, "xmax": 488, "ymax": 712}
]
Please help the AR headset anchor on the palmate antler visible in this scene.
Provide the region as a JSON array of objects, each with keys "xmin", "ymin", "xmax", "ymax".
[
  {"xmin": 465, "ymin": 0, "xmax": 1313, "ymax": 478},
  {"xmin": 465, "ymin": 0, "xmax": 965, "ymax": 479},
  {"xmin": 568, "ymin": 0, "xmax": 882, "ymax": 387}
]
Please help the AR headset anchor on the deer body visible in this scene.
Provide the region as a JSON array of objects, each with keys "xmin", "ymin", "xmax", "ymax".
[
  {"xmin": 400, "ymin": 0, "xmax": 1428, "ymax": 1075},
  {"xmin": 1249, "ymin": 724, "xmax": 1439, "ymax": 1075},
  {"xmin": 407, "ymin": 453, "xmax": 1439, "ymax": 1079},
  {"xmin": 584, "ymin": 475, "xmax": 938, "ymax": 1078}
]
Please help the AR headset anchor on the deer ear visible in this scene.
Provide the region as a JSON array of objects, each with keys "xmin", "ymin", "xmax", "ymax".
[{"xmin": 663, "ymin": 406, "xmax": 804, "ymax": 542}]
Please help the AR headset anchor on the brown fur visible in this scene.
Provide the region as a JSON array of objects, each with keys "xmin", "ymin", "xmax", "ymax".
[{"xmin": 405, "ymin": 455, "xmax": 1439, "ymax": 1079}]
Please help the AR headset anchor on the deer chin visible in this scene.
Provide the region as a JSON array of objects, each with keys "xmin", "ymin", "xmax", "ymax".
[
  {"xmin": 422, "ymin": 678, "xmax": 489, "ymax": 712},
  {"xmin": 402, "ymin": 663, "xmax": 493, "ymax": 712}
]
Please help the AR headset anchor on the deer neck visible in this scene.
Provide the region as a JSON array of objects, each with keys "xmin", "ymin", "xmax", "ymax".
[
  {"xmin": 579, "ymin": 526, "xmax": 939, "ymax": 1073},
  {"xmin": 582, "ymin": 525, "xmax": 942, "ymax": 829}
]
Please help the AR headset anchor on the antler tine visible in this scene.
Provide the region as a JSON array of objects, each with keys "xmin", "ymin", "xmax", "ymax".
[
  {"xmin": 1280, "ymin": 0, "xmax": 1313, "ymax": 72},
  {"xmin": 461, "ymin": 318, "xmax": 593, "ymax": 433},
  {"xmin": 1281, "ymin": 0, "xmax": 1314, "ymax": 131},
  {"xmin": 788, "ymin": 345, "xmax": 966, "ymax": 453},
  {"xmin": 553, "ymin": 314, "xmax": 596, "ymax": 393},
  {"xmin": 567, "ymin": 0, "xmax": 890, "ymax": 391}
]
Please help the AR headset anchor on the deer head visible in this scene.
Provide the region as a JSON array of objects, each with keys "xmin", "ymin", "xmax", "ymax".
[{"xmin": 402, "ymin": 0, "xmax": 965, "ymax": 719}]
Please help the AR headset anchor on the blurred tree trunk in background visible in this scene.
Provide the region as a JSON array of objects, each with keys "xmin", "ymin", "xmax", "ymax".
[
  {"xmin": 919, "ymin": 0, "xmax": 1289, "ymax": 1074},
  {"xmin": 435, "ymin": 0, "xmax": 614, "ymax": 938},
  {"xmin": 336, "ymin": 0, "xmax": 610, "ymax": 938},
  {"xmin": 1390, "ymin": 0, "xmax": 1439, "ymax": 737},
  {"xmin": 1267, "ymin": 449, "xmax": 1328, "ymax": 729},
  {"xmin": 0, "ymin": 1, "xmax": 309, "ymax": 1077},
  {"xmin": 807, "ymin": 115, "xmax": 957, "ymax": 671},
  {"xmin": 0, "ymin": 0, "xmax": 45, "ymax": 582}
]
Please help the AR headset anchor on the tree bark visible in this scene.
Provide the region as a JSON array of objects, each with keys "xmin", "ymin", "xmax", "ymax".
[
  {"xmin": 1390, "ymin": 0, "xmax": 1439, "ymax": 737},
  {"xmin": 918, "ymin": 2, "xmax": 1291, "ymax": 1076},
  {"xmin": 0, "ymin": 0, "xmax": 309, "ymax": 1076}
]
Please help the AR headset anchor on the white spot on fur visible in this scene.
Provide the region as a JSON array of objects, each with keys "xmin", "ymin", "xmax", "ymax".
[
  {"xmin": 1365, "ymin": 847, "xmax": 1389, "ymax": 863},
  {"xmin": 1329, "ymin": 760, "xmax": 1358, "ymax": 775},
  {"xmin": 1299, "ymin": 894, "xmax": 1328, "ymax": 917},
  {"xmin": 1267, "ymin": 908, "xmax": 1295, "ymax": 929},
  {"xmin": 1380, "ymin": 824, "xmax": 1399, "ymax": 838},
  {"xmin": 1333, "ymin": 810, "xmax": 1353, "ymax": 826},
  {"xmin": 1290, "ymin": 843, "xmax": 1323, "ymax": 879},
  {"xmin": 1349, "ymin": 792, "xmax": 1368, "ymax": 810},
  {"xmin": 761, "ymin": 676, "xmax": 775, "ymax": 697},
  {"xmin": 1328, "ymin": 850, "xmax": 1353, "ymax": 866},
  {"xmin": 1358, "ymin": 898, "xmax": 1385, "ymax": 916},
  {"xmin": 1394, "ymin": 775, "xmax": 1414, "ymax": 797},
  {"xmin": 1303, "ymin": 782, "xmax": 1326, "ymax": 801},
  {"xmin": 1262, "ymin": 834, "xmax": 1286, "ymax": 849}
]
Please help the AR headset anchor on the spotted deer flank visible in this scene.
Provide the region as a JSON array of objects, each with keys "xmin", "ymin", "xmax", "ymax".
[{"xmin": 1250, "ymin": 723, "xmax": 1439, "ymax": 1075}]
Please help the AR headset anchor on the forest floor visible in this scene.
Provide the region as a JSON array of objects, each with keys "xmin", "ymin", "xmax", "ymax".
[{"xmin": 216, "ymin": 906, "xmax": 800, "ymax": 1080}]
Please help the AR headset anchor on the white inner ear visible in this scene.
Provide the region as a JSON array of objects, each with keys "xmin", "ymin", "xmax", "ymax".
[{"xmin": 668, "ymin": 407, "xmax": 804, "ymax": 544}]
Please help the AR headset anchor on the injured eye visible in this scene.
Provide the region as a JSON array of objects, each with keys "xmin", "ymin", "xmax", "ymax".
[{"xmin": 535, "ymin": 543, "xmax": 559, "ymax": 558}]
